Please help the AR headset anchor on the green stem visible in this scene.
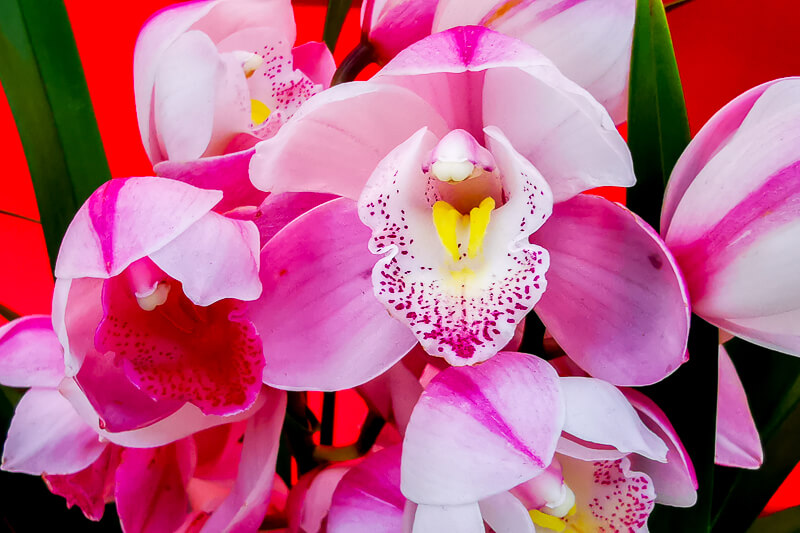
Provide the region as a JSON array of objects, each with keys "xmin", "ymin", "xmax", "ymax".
[
  {"xmin": 0, "ymin": 303, "xmax": 21, "ymax": 322},
  {"xmin": 331, "ymin": 42, "xmax": 376, "ymax": 86},
  {"xmin": 0, "ymin": 209, "xmax": 40, "ymax": 224}
]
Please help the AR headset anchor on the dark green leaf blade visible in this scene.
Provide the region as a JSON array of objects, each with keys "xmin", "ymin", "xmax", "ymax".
[
  {"xmin": 712, "ymin": 340, "xmax": 800, "ymax": 532},
  {"xmin": 626, "ymin": 0, "xmax": 690, "ymax": 230},
  {"xmin": 0, "ymin": 0, "xmax": 110, "ymax": 270},
  {"xmin": 323, "ymin": 0, "xmax": 354, "ymax": 53}
]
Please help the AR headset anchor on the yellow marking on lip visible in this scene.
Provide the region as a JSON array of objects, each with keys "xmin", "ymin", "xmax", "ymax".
[
  {"xmin": 467, "ymin": 196, "xmax": 495, "ymax": 258},
  {"xmin": 529, "ymin": 509, "xmax": 567, "ymax": 532},
  {"xmin": 433, "ymin": 200, "xmax": 463, "ymax": 262},
  {"xmin": 251, "ymin": 99, "xmax": 271, "ymax": 125}
]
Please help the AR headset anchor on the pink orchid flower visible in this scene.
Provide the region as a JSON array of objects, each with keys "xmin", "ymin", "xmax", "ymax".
[
  {"xmin": 327, "ymin": 352, "xmax": 696, "ymax": 532},
  {"xmin": 362, "ymin": 0, "xmax": 634, "ymax": 123},
  {"xmin": 135, "ymin": 0, "xmax": 335, "ymax": 208},
  {"xmin": 663, "ymin": 77, "xmax": 800, "ymax": 356},
  {"xmin": 0, "ymin": 316, "xmax": 287, "ymax": 531},
  {"xmin": 51, "ymin": 176, "xmax": 267, "ymax": 439},
  {"xmin": 249, "ymin": 26, "xmax": 689, "ymax": 390}
]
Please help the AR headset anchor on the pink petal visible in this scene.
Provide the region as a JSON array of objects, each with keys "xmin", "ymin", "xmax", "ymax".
[
  {"xmin": 249, "ymin": 82, "xmax": 448, "ymax": 199},
  {"xmin": 247, "ymin": 191, "xmax": 338, "ymax": 245},
  {"xmin": 357, "ymin": 359, "xmax": 424, "ymax": 436},
  {"xmin": 665, "ymin": 80, "xmax": 800, "ymax": 348},
  {"xmin": 53, "ymin": 277, "xmax": 104, "ymax": 376},
  {"xmin": 479, "ymin": 491, "xmax": 536, "ymax": 533},
  {"xmin": 60, "ymin": 377, "xmax": 268, "ymax": 448},
  {"xmin": 154, "ymin": 147, "xmax": 266, "ymax": 213},
  {"xmin": 328, "ymin": 446, "xmax": 406, "ymax": 533},
  {"xmin": 2, "ymin": 389, "xmax": 106, "ymax": 475},
  {"xmin": 366, "ymin": 0, "xmax": 437, "ymax": 60},
  {"xmin": 716, "ymin": 345, "xmax": 763, "ymax": 469},
  {"xmin": 435, "ymin": 0, "xmax": 636, "ymax": 123},
  {"xmin": 55, "ymin": 177, "xmax": 221, "ymax": 280},
  {"xmin": 560, "ymin": 377, "xmax": 667, "ymax": 461},
  {"xmin": 96, "ymin": 274, "xmax": 265, "ymax": 416},
  {"xmin": 252, "ymin": 198, "xmax": 417, "ymax": 390},
  {"xmin": 73, "ymin": 347, "xmax": 183, "ymax": 433},
  {"xmin": 0, "ymin": 315, "xmax": 64, "ymax": 388},
  {"xmin": 559, "ymin": 455, "xmax": 655, "ymax": 531},
  {"xmin": 402, "ymin": 352, "xmax": 564, "ymax": 505},
  {"xmin": 44, "ymin": 445, "xmax": 121, "ymax": 522},
  {"xmin": 624, "ymin": 388, "xmax": 698, "ymax": 507},
  {"xmin": 292, "ymin": 42, "xmax": 336, "ymax": 89},
  {"xmin": 412, "ymin": 503, "xmax": 484, "ymax": 533},
  {"xmin": 287, "ymin": 465, "xmax": 351, "ymax": 533},
  {"xmin": 149, "ymin": 211, "xmax": 262, "ymax": 305},
  {"xmin": 661, "ymin": 79, "xmax": 783, "ymax": 234},
  {"xmin": 152, "ymin": 30, "xmax": 240, "ymax": 161},
  {"xmin": 199, "ymin": 388, "xmax": 286, "ymax": 532},
  {"xmin": 374, "ymin": 27, "xmax": 633, "ymax": 201},
  {"xmin": 189, "ymin": 0, "xmax": 296, "ymax": 45},
  {"xmin": 115, "ymin": 439, "xmax": 196, "ymax": 533},
  {"xmin": 533, "ymin": 195, "xmax": 690, "ymax": 386},
  {"xmin": 134, "ymin": 1, "xmax": 218, "ymax": 162}
]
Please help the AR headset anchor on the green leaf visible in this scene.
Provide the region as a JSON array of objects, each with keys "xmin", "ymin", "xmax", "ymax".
[
  {"xmin": 746, "ymin": 506, "xmax": 800, "ymax": 533},
  {"xmin": 712, "ymin": 340, "xmax": 800, "ymax": 532},
  {"xmin": 626, "ymin": 0, "xmax": 690, "ymax": 231},
  {"xmin": 0, "ymin": 0, "xmax": 110, "ymax": 270},
  {"xmin": 323, "ymin": 0, "xmax": 354, "ymax": 53}
]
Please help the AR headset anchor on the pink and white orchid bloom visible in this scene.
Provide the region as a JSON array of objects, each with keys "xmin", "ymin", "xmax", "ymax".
[
  {"xmin": 51, "ymin": 176, "xmax": 267, "ymax": 442},
  {"xmin": 325, "ymin": 352, "xmax": 695, "ymax": 532},
  {"xmin": 249, "ymin": 26, "xmax": 689, "ymax": 390},
  {"xmin": 663, "ymin": 77, "xmax": 800, "ymax": 356},
  {"xmin": 135, "ymin": 0, "xmax": 335, "ymax": 209},
  {"xmin": 0, "ymin": 315, "xmax": 287, "ymax": 531},
  {"xmin": 362, "ymin": 0, "xmax": 635, "ymax": 123}
]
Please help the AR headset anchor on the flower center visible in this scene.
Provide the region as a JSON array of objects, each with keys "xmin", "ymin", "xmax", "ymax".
[
  {"xmin": 528, "ymin": 484, "xmax": 581, "ymax": 533},
  {"xmin": 432, "ymin": 197, "xmax": 495, "ymax": 262}
]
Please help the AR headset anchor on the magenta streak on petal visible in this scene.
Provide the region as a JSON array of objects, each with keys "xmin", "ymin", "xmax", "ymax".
[
  {"xmin": 451, "ymin": 25, "xmax": 486, "ymax": 66},
  {"xmin": 432, "ymin": 370, "xmax": 545, "ymax": 467},
  {"xmin": 87, "ymin": 178, "xmax": 126, "ymax": 275},
  {"xmin": 670, "ymin": 160, "xmax": 800, "ymax": 302}
]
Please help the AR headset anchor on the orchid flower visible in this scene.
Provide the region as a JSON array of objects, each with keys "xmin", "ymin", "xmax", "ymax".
[
  {"xmin": 51, "ymin": 176, "xmax": 267, "ymax": 439},
  {"xmin": 663, "ymin": 77, "xmax": 800, "ymax": 356},
  {"xmin": 362, "ymin": 0, "xmax": 635, "ymax": 123},
  {"xmin": 324, "ymin": 352, "xmax": 696, "ymax": 532},
  {"xmin": 249, "ymin": 26, "xmax": 690, "ymax": 390},
  {"xmin": 134, "ymin": 0, "xmax": 335, "ymax": 208},
  {"xmin": 0, "ymin": 316, "xmax": 287, "ymax": 531}
]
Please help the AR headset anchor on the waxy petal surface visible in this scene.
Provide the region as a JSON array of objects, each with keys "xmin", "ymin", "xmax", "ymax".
[
  {"xmin": 253, "ymin": 198, "xmax": 417, "ymax": 390},
  {"xmin": 624, "ymin": 388, "xmax": 698, "ymax": 507},
  {"xmin": 291, "ymin": 42, "xmax": 336, "ymax": 88},
  {"xmin": 435, "ymin": 0, "xmax": 635, "ymax": 123},
  {"xmin": 96, "ymin": 275, "xmax": 264, "ymax": 416},
  {"xmin": 328, "ymin": 446, "xmax": 406, "ymax": 533},
  {"xmin": 149, "ymin": 211, "xmax": 262, "ymax": 306},
  {"xmin": 115, "ymin": 439, "xmax": 195, "ymax": 533},
  {"xmin": 402, "ymin": 352, "xmax": 564, "ymax": 505},
  {"xmin": 412, "ymin": 503, "xmax": 484, "ymax": 533},
  {"xmin": 154, "ymin": 147, "xmax": 266, "ymax": 213},
  {"xmin": 479, "ymin": 491, "xmax": 536, "ymax": 533},
  {"xmin": 249, "ymin": 82, "xmax": 448, "ymax": 199},
  {"xmin": 560, "ymin": 377, "xmax": 667, "ymax": 461},
  {"xmin": 44, "ymin": 445, "xmax": 121, "ymax": 522},
  {"xmin": 60, "ymin": 377, "xmax": 266, "ymax": 448},
  {"xmin": 56, "ymin": 177, "xmax": 221, "ymax": 280},
  {"xmin": 2, "ymin": 389, "xmax": 106, "ymax": 475},
  {"xmin": 199, "ymin": 388, "xmax": 286, "ymax": 532},
  {"xmin": 533, "ymin": 195, "xmax": 690, "ymax": 386},
  {"xmin": 716, "ymin": 346, "xmax": 763, "ymax": 469},
  {"xmin": 0, "ymin": 315, "xmax": 64, "ymax": 388}
]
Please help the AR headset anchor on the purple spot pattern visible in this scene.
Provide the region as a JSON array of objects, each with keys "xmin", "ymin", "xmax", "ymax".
[
  {"xmin": 361, "ymin": 156, "xmax": 551, "ymax": 365},
  {"xmin": 95, "ymin": 275, "xmax": 264, "ymax": 416},
  {"xmin": 572, "ymin": 459, "xmax": 655, "ymax": 533},
  {"xmin": 250, "ymin": 40, "xmax": 321, "ymax": 139}
]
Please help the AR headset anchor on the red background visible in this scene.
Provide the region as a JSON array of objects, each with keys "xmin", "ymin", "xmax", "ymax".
[{"xmin": 1, "ymin": 0, "xmax": 799, "ymax": 514}]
